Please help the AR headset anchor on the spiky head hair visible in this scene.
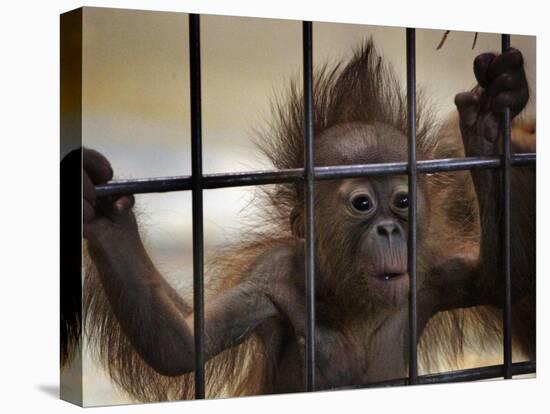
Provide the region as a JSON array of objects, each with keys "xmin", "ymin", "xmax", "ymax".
[{"xmin": 256, "ymin": 39, "xmax": 441, "ymax": 234}]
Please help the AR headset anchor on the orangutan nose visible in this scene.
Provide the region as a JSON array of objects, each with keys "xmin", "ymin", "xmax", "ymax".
[{"xmin": 376, "ymin": 222, "xmax": 400, "ymax": 239}]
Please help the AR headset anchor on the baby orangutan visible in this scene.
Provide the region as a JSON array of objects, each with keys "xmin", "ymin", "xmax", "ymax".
[{"xmin": 62, "ymin": 41, "xmax": 535, "ymax": 400}]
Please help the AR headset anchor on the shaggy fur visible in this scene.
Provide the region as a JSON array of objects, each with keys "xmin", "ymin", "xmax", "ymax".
[{"xmin": 62, "ymin": 39, "xmax": 533, "ymax": 401}]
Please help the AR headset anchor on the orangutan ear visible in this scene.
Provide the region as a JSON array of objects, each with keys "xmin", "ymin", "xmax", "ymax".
[{"xmin": 290, "ymin": 205, "xmax": 305, "ymax": 239}]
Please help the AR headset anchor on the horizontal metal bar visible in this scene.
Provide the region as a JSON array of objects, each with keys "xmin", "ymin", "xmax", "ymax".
[
  {"xmin": 94, "ymin": 169, "xmax": 304, "ymax": 196},
  {"xmin": 96, "ymin": 176, "xmax": 192, "ymax": 196},
  {"xmin": 512, "ymin": 152, "xmax": 536, "ymax": 166},
  {"xmin": 205, "ymin": 169, "xmax": 304, "ymax": 188},
  {"xmin": 95, "ymin": 154, "xmax": 535, "ymax": 197},
  {"xmin": 316, "ymin": 153, "xmax": 534, "ymax": 179},
  {"xmin": 336, "ymin": 361, "xmax": 535, "ymax": 390}
]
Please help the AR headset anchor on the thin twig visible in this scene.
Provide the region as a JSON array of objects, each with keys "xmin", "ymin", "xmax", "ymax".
[
  {"xmin": 471, "ymin": 32, "xmax": 478, "ymax": 50},
  {"xmin": 436, "ymin": 30, "xmax": 451, "ymax": 50}
]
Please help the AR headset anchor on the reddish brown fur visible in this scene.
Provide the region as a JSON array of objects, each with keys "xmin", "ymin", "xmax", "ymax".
[{"xmin": 62, "ymin": 40, "xmax": 535, "ymax": 401}]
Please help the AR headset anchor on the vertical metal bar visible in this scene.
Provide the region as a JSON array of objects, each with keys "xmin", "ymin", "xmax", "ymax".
[
  {"xmin": 406, "ymin": 28, "xmax": 418, "ymax": 385},
  {"xmin": 189, "ymin": 13, "xmax": 206, "ymax": 399},
  {"xmin": 303, "ymin": 20, "xmax": 316, "ymax": 392},
  {"xmin": 501, "ymin": 34, "xmax": 513, "ymax": 380}
]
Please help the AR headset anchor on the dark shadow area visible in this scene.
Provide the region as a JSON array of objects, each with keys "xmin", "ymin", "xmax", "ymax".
[{"xmin": 36, "ymin": 384, "xmax": 59, "ymax": 399}]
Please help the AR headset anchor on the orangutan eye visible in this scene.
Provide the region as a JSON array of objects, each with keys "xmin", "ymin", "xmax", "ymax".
[
  {"xmin": 351, "ymin": 194, "xmax": 373, "ymax": 212},
  {"xmin": 394, "ymin": 192, "xmax": 409, "ymax": 210}
]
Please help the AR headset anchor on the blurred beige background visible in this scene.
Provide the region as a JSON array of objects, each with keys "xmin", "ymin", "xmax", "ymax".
[{"xmin": 68, "ymin": 7, "xmax": 535, "ymax": 406}]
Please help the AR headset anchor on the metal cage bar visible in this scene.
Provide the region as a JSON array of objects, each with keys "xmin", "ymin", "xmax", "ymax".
[
  {"xmin": 342, "ymin": 361, "xmax": 535, "ymax": 389},
  {"xmin": 95, "ymin": 154, "xmax": 535, "ymax": 197},
  {"xmin": 92, "ymin": 18, "xmax": 537, "ymax": 390},
  {"xmin": 189, "ymin": 13, "xmax": 206, "ymax": 399},
  {"xmin": 406, "ymin": 27, "xmax": 418, "ymax": 384},
  {"xmin": 303, "ymin": 20, "xmax": 316, "ymax": 392},
  {"xmin": 501, "ymin": 33, "xmax": 513, "ymax": 380}
]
